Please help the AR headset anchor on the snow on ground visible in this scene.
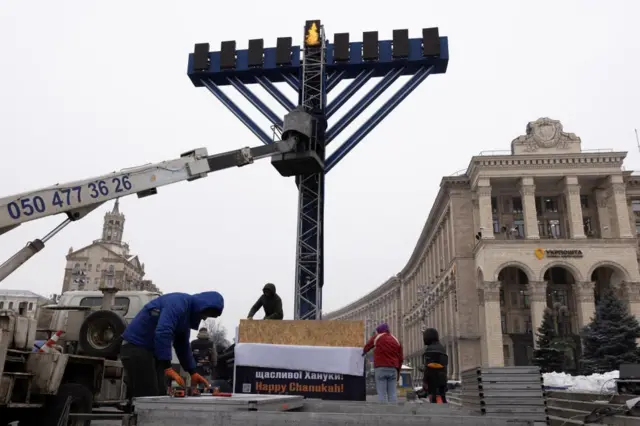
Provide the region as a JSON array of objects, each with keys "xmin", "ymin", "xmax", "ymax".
[
  {"xmin": 412, "ymin": 371, "xmax": 619, "ymax": 393},
  {"xmin": 543, "ymin": 370, "xmax": 619, "ymax": 393}
]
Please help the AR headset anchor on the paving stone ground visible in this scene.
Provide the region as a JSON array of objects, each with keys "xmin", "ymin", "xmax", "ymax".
[{"xmin": 92, "ymin": 396, "xmax": 411, "ymax": 424}]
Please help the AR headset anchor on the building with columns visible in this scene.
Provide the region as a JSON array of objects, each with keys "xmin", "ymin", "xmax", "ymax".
[
  {"xmin": 61, "ymin": 200, "xmax": 160, "ymax": 293},
  {"xmin": 325, "ymin": 117, "xmax": 640, "ymax": 380}
]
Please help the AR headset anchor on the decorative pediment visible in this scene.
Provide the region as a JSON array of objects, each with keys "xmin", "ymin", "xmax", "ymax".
[
  {"xmin": 511, "ymin": 118, "xmax": 581, "ymax": 155},
  {"xmin": 128, "ymin": 255, "xmax": 142, "ymax": 270},
  {"xmin": 66, "ymin": 246, "xmax": 92, "ymax": 259}
]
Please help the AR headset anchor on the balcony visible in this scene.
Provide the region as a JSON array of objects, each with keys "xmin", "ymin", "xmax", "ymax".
[{"xmin": 491, "ymin": 214, "xmax": 604, "ymax": 241}]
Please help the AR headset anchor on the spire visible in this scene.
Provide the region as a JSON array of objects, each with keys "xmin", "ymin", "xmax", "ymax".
[{"xmin": 101, "ymin": 200, "xmax": 126, "ymax": 244}]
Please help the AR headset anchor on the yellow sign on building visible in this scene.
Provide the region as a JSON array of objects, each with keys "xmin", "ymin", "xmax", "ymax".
[{"xmin": 534, "ymin": 248, "xmax": 583, "ymax": 259}]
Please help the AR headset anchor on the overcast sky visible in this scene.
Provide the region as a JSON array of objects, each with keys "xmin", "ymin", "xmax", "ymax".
[{"xmin": 0, "ymin": 1, "xmax": 639, "ymax": 337}]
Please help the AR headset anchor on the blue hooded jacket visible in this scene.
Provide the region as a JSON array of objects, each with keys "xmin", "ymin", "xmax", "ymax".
[{"xmin": 121, "ymin": 292, "xmax": 224, "ymax": 373}]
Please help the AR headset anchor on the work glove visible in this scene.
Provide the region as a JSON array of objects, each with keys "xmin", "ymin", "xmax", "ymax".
[
  {"xmin": 191, "ymin": 373, "xmax": 210, "ymax": 388},
  {"xmin": 164, "ymin": 368, "xmax": 185, "ymax": 387}
]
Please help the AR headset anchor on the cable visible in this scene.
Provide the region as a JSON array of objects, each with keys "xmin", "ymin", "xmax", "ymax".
[{"xmin": 557, "ymin": 377, "xmax": 626, "ymax": 426}]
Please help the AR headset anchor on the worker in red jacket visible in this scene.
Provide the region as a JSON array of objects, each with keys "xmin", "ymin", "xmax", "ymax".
[{"xmin": 362, "ymin": 323, "xmax": 403, "ymax": 403}]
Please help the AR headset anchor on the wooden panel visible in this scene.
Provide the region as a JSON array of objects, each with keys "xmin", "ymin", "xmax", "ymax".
[{"xmin": 238, "ymin": 320, "xmax": 364, "ymax": 347}]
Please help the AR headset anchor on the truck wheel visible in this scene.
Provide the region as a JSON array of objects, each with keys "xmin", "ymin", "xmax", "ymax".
[
  {"xmin": 79, "ymin": 310, "xmax": 127, "ymax": 358},
  {"xmin": 43, "ymin": 383, "xmax": 93, "ymax": 426}
]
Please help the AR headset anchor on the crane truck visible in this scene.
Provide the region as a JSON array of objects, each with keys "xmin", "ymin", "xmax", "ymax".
[{"xmin": 0, "ymin": 126, "xmax": 304, "ymax": 425}]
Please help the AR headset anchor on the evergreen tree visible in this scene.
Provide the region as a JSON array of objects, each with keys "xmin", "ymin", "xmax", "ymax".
[
  {"xmin": 532, "ymin": 308, "xmax": 565, "ymax": 373},
  {"xmin": 581, "ymin": 288, "xmax": 640, "ymax": 374}
]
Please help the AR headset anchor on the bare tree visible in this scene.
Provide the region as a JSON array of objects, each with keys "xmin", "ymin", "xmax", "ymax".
[{"xmin": 202, "ymin": 318, "xmax": 230, "ymax": 350}]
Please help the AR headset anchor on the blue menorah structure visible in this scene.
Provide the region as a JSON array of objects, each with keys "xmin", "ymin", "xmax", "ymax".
[{"xmin": 187, "ymin": 20, "xmax": 449, "ymax": 320}]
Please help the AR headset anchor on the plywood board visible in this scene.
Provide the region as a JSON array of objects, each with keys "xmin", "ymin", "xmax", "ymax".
[{"xmin": 238, "ymin": 320, "xmax": 364, "ymax": 347}]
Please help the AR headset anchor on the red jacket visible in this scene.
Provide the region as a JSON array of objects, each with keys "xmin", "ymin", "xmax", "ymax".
[{"xmin": 363, "ymin": 332, "xmax": 403, "ymax": 369}]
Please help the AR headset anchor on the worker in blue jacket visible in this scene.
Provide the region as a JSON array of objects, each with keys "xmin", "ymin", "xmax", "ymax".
[{"xmin": 120, "ymin": 291, "xmax": 224, "ymax": 398}]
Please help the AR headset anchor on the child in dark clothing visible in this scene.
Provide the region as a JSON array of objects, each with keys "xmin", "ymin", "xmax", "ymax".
[{"xmin": 422, "ymin": 328, "xmax": 448, "ymax": 403}]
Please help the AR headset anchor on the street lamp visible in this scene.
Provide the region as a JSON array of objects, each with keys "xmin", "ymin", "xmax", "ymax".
[
  {"xmin": 365, "ymin": 316, "xmax": 379, "ymax": 341},
  {"xmin": 418, "ymin": 284, "xmax": 429, "ymax": 330},
  {"xmin": 549, "ymin": 301, "xmax": 576, "ymax": 370},
  {"xmin": 550, "ymin": 302, "xmax": 570, "ymax": 337}
]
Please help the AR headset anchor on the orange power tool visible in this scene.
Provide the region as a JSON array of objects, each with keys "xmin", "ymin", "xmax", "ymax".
[
  {"xmin": 202, "ymin": 387, "xmax": 232, "ymax": 397},
  {"xmin": 171, "ymin": 387, "xmax": 186, "ymax": 397},
  {"xmin": 171, "ymin": 387, "xmax": 201, "ymax": 397}
]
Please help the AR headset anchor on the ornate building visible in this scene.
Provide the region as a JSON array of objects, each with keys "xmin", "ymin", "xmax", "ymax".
[
  {"xmin": 325, "ymin": 118, "xmax": 640, "ymax": 380},
  {"xmin": 61, "ymin": 200, "xmax": 160, "ymax": 293}
]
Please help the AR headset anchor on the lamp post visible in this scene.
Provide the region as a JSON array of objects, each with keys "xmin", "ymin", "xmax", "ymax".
[
  {"xmin": 550, "ymin": 301, "xmax": 570, "ymax": 337},
  {"xmin": 365, "ymin": 316, "xmax": 378, "ymax": 341},
  {"xmin": 413, "ymin": 284, "xmax": 430, "ymax": 377},
  {"xmin": 418, "ymin": 284, "xmax": 429, "ymax": 330},
  {"xmin": 550, "ymin": 301, "xmax": 575, "ymax": 371}
]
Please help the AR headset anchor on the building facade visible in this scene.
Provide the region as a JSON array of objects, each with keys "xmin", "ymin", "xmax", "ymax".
[
  {"xmin": 61, "ymin": 200, "xmax": 160, "ymax": 293},
  {"xmin": 0, "ymin": 289, "xmax": 50, "ymax": 319},
  {"xmin": 325, "ymin": 118, "xmax": 640, "ymax": 380},
  {"xmin": 0, "ymin": 290, "xmax": 54, "ymax": 339}
]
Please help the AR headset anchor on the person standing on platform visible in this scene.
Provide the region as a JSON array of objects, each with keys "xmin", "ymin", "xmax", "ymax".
[
  {"xmin": 246, "ymin": 283, "xmax": 283, "ymax": 320},
  {"xmin": 422, "ymin": 328, "xmax": 449, "ymax": 403},
  {"xmin": 362, "ymin": 323, "xmax": 403, "ymax": 403}
]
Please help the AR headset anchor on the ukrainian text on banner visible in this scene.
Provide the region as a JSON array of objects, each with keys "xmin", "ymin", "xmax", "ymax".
[{"xmin": 234, "ymin": 366, "xmax": 365, "ymax": 401}]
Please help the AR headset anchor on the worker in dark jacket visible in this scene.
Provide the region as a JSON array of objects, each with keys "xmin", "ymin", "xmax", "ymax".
[
  {"xmin": 247, "ymin": 283, "xmax": 283, "ymax": 320},
  {"xmin": 120, "ymin": 291, "xmax": 224, "ymax": 398},
  {"xmin": 422, "ymin": 328, "xmax": 448, "ymax": 403},
  {"xmin": 191, "ymin": 328, "xmax": 217, "ymax": 385}
]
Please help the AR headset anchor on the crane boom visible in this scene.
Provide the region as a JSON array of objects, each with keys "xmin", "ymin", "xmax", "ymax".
[
  {"xmin": 0, "ymin": 140, "xmax": 296, "ymax": 235},
  {"xmin": 0, "ymin": 138, "xmax": 297, "ymax": 282}
]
